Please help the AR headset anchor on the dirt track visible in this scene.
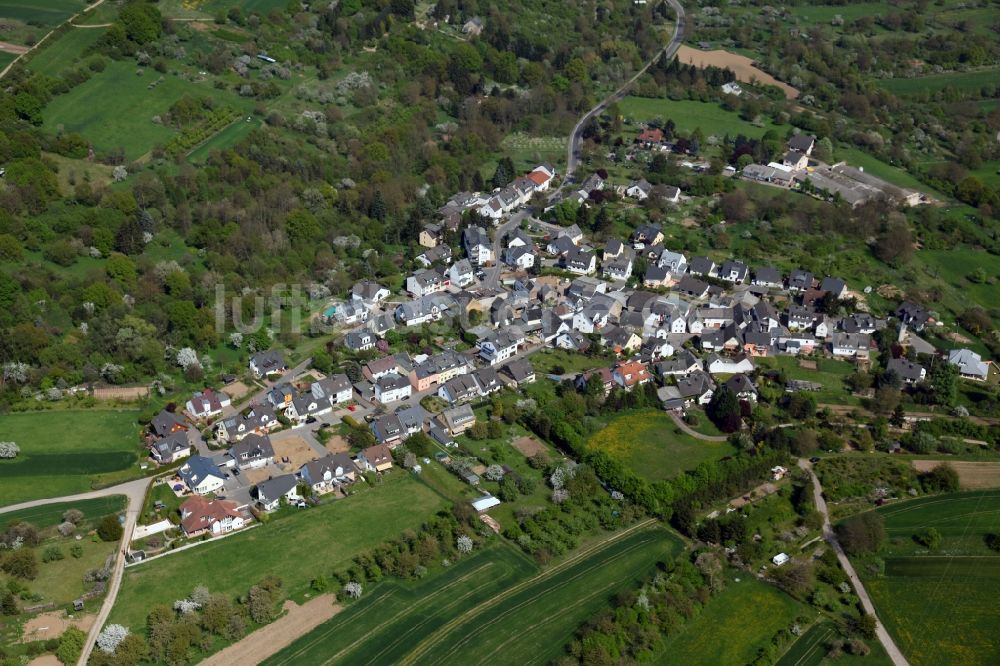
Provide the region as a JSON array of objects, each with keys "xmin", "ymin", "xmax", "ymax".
[
  {"xmin": 200, "ymin": 595, "xmax": 340, "ymax": 666},
  {"xmin": 676, "ymin": 45, "xmax": 799, "ymax": 99},
  {"xmin": 911, "ymin": 460, "xmax": 1000, "ymax": 489},
  {"xmin": 0, "ymin": 41, "xmax": 29, "ymax": 54}
]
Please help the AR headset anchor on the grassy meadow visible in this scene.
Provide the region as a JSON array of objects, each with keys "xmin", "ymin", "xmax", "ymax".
[
  {"xmin": 109, "ymin": 473, "xmax": 448, "ymax": 632},
  {"xmin": 0, "ymin": 495, "xmax": 126, "ymax": 529},
  {"xmin": 25, "ymin": 25, "xmax": 105, "ymax": 77},
  {"xmin": 0, "ymin": 410, "xmax": 141, "ymax": 507},
  {"xmin": 879, "ymin": 68, "xmax": 1000, "ymax": 97},
  {"xmin": 858, "ymin": 492, "xmax": 1000, "ymax": 666},
  {"xmin": 655, "ymin": 576, "xmax": 804, "ymax": 664},
  {"xmin": 264, "ymin": 524, "xmax": 682, "ymax": 666},
  {"xmin": 618, "ymin": 96, "xmax": 780, "ymax": 139},
  {"xmin": 588, "ymin": 409, "xmax": 737, "ymax": 482}
]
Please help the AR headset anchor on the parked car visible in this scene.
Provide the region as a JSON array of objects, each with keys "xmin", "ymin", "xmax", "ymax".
[{"xmin": 295, "ymin": 500, "xmax": 308, "ymax": 508}]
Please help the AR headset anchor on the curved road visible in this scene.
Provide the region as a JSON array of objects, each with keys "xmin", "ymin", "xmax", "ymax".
[
  {"xmin": 0, "ymin": 477, "xmax": 153, "ymax": 666},
  {"xmin": 668, "ymin": 411, "xmax": 729, "ymax": 441},
  {"xmin": 797, "ymin": 459, "xmax": 910, "ymax": 666},
  {"xmin": 564, "ymin": 0, "xmax": 687, "ymax": 182}
]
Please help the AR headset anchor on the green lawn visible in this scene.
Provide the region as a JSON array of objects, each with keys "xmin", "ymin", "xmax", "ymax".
[
  {"xmin": 41, "ymin": 60, "xmax": 252, "ymax": 160},
  {"xmin": 918, "ymin": 249, "xmax": 1000, "ymax": 327},
  {"xmin": 858, "ymin": 491, "xmax": 1000, "ymax": 666},
  {"xmin": 0, "ymin": 0, "xmax": 83, "ymax": 26},
  {"xmin": 110, "ymin": 473, "xmax": 448, "ymax": 632},
  {"xmin": 0, "ymin": 51, "xmax": 16, "ymax": 70},
  {"xmin": 187, "ymin": 115, "xmax": 261, "ymax": 162},
  {"xmin": 655, "ymin": 576, "xmax": 804, "ymax": 664},
  {"xmin": 27, "ymin": 534, "xmax": 118, "ymax": 606},
  {"xmin": 530, "ymin": 349, "xmax": 613, "ymax": 376},
  {"xmin": 618, "ymin": 96, "xmax": 780, "ymax": 138},
  {"xmin": 26, "ymin": 25, "xmax": 105, "ymax": 77},
  {"xmin": 0, "ymin": 495, "xmax": 126, "ymax": 530},
  {"xmin": 588, "ymin": 409, "xmax": 737, "ymax": 482},
  {"xmin": 879, "ymin": 68, "xmax": 1000, "ymax": 97},
  {"xmin": 754, "ymin": 356, "xmax": 859, "ymax": 406},
  {"xmin": 264, "ymin": 524, "xmax": 683, "ymax": 666},
  {"xmin": 0, "ymin": 410, "xmax": 141, "ymax": 507}
]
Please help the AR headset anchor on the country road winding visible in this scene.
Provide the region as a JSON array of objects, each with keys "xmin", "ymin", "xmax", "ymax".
[
  {"xmin": 0, "ymin": 477, "xmax": 153, "ymax": 666},
  {"xmin": 563, "ymin": 0, "xmax": 687, "ymax": 182},
  {"xmin": 797, "ymin": 459, "xmax": 911, "ymax": 666}
]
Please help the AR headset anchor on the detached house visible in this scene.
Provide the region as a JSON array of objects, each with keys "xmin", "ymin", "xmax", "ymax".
[
  {"xmin": 439, "ymin": 374, "xmax": 481, "ymax": 404},
  {"xmin": 612, "ymin": 360, "xmax": 651, "ymax": 390},
  {"xmin": 249, "ymin": 350, "xmax": 286, "ymax": 379},
  {"xmin": 948, "ymin": 349, "xmax": 989, "ymax": 381},
  {"xmin": 150, "ymin": 409, "xmax": 187, "ymax": 438},
  {"xmin": 344, "ymin": 329, "xmax": 375, "ymax": 352},
  {"xmin": 297, "ymin": 453, "xmax": 356, "ymax": 494},
  {"xmin": 357, "ymin": 444, "xmax": 393, "ymax": 472},
  {"xmin": 464, "ymin": 226, "xmax": 494, "ymax": 265},
  {"xmin": 180, "ymin": 497, "xmax": 244, "ymax": 537},
  {"xmin": 564, "ymin": 248, "xmax": 596, "ymax": 275},
  {"xmin": 449, "ymin": 259, "xmax": 475, "ymax": 288},
  {"xmin": 626, "ymin": 179, "xmax": 653, "ymax": 201},
  {"xmin": 351, "ymin": 281, "xmax": 390, "ymax": 308},
  {"xmin": 831, "ymin": 332, "xmax": 871, "ymax": 359},
  {"xmin": 751, "ymin": 266, "xmax": 783, "ymax": 289},
  {"xmin": 718, "ymin": 261, "xmax": 749, "ymax": 283},
  {"xmin": 439, "ymin": 404, "xmax": 476, "ymax": 435},
  {"xmin": 375, "ymin": 373, "xmax": 412, "ymax": 403},
  {"xmin": 419, "ymin": 223, "xmax": 443, "ymax": 248},
  {"xmin": 150, "ymin": 431, "xmax": 191, "ymax": 464},
  {"xmin": 228, "ymin": 433, "xmax": 275, "ymax": 470},
  {"xmin": 370, "ymin": 413, "xmax": 406, "ymax": 446},
  {"xmin": 501, "ymin": 358, "xmax": 536, "ymax": 386},
  {"xmin": 726, "ymin": 374, "xmax": 758, "ymax": 403},
  {"xmin": 179, "ymin": 456, "xmax": 226, "ymax": 495},
  {"xmin": 253, "ymin": 474, "xmax": 300, "ymax": 512},
  {"xmin": 480, "ymin": 329, "xmax": 524, "ymax": 365},
  {"xmin": 407, "ymin": 267, "xmax": 448, "ymax": 297},
  {"xmin": 887, "ymin": 357, "xmax": 926, "ymax": 385},
  {"xmin": 186, "ymin": 389, "xmax": 231, "ymax": 420}
]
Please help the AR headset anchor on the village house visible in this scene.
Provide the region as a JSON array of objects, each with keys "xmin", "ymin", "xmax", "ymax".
[
  {"xmin": 502, "ymin": 358, "xmax": 536, "ymax": 386},
  {"xmin": 464, "ymin": 226, "xmax": 494, "ymax": 265},
  {"xmin": 228, "ymin": 433, "xmax": 275, "ymax": 470},
  {"xmin": 214, "ymin": 402, "xmax": 279, "ymax": 443},
  {"xmin": 612, "ymin": 360, "xmax": 651, "ymax": 390},
  {"xmin": 480, "ymin": 328, "xmax": 525, "ymax": 365},
  {"xmin": 374, "ymin": 373, "xmax": 412, "ymax": 403},
  {"xmin": 563, "ymin": 247, "xmax": 597, "ymax": 275},
  {"xmin": 831, "ymin": 332, "xmax": 871, "ymax": 359},
  {"xmin": 419, "ymin": 223, "xmax": 443, "ymax": 248},
  {"xmin": 948, "ymin": 348, "xmax": 990, "ymax": 381},
  {"xmin": 178, "ymin": 456, "xmax": 226, "ymax": 495},
  {"xmin": 370, "ymin": 413, "xmax": 406, "ymax": 446},
  {"xmin": 186, "ymin": 388, "xmax": 231, "ymax": 420},
  {"xmin": 249, "ymin": 350, "xmax": 286, "ymax": 379},
  {"xmin": 407, "ymin": 267, "xmax": 449, "ymax": 297},
  {"xmin": 180, "ymin": 496, "xmax": 245, "ymax": 537},
  {"xmin": 439, "ymin": 404, "xmax": 477, "ymax": 435},
  {"xmin": 253, "ymin": 474, "xmax": 300, "ymax": 512},
  {"xmin": 344, "ymin": 329, "xmax": 376, "ymax": 352},
  {"xmin": 351, "ymin": 281, "xmax": 391, "ymax": 308},
  {"xmin": 448, "ymin": 259, "xmax": 475, "ymax": 287},
  {"xmin": 726, "ymin": 374, "xmax": 758, "ymax": 403},
  {"xmin": 887, "ymin": 357, "xmax": 926, "ymax": 385},
  {"xmin": 150, "ymin": 409, "xmax": 187, "ymax": 438},
  {"xmin": 415, "ymin": 244, "xmax": 453, "ymax": 268},
  {"xmin": 357, "ymin": 444, "xmax": 394, "ymax": 472},
  {"xmin": 297, "ymin": 453, "xmax": 356, "ymax": 494},
  {"xmin": 751, "ymin": 266, "xmax": 783, "ymax": 289},
  {"xmin": 626, "ymin": 179, "xmax": 653, "ymax": 200},
  {"xmin": 150, "ymin": 431, "xmax": 191, "ymax": 464},
  {"xmin": 438, "ymin": 373, "xmax": 481, "ymax": 404}
]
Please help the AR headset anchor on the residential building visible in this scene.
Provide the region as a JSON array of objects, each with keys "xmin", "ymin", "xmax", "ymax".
[
  {"xmin": 228, "ymin": 433, "xmax": 275, "ymax": 469},
  {"xmin": 502, "ymin": 358, "xmax": 535, "ymax": 385},
  {"xmin": 887, "ymin": 357, "xmax": 926, "ymax": 384},
  {"xmin": 948, "ymin": 349, "xmax": 990, "ymax": 381},
  {"xmin": 249, "ymin": 350, "xmax": 286, "ymax": 378},
  {"xmin": 150, "ymin": 409, "xmax": 187, "ymax": 438},
  {"xmin": 186, "ymin": 388, "xmax": 231, "ymax": 420},
  {"xmin": 178, "ymin": 456, "xmax": 226, "ymax": 495},
  {"xmin": 831, "ymin": 332, "xmax": 871, "ymax": 359},
  {"xmin": 180, "ymin": 496, "xmax": 245, "ymax": 537},
  {"xmin": 439, "ymin": 404, "xmax": 476, "ymax": 435},
  {"xmin": 253, "ymin": 474, "xmax": 300, "ymax": 512},
  {"xmin": 375, "ymin": 373, "xmax": 412, "ymax": 403},
  {"xmin": 297, "ymin": 453, "xmax": 356, "ymax": 494},
  {"xmin": 463, "ymin": 226, "xmax": 494, "ymax": 265},
  {"xmin": 479, "ymin": 329, "xmax": 524, "ymax": 365},
  {"xmin": 612, "ymin": 360, "xmax": 650, "ymax": 390},
  {"xmin": 370, "ymin": 413, "xmax": 406, "ymax": 446},
  {"xmin": 357, "ymin": 444, "xmax": 393, "ymax": 472},
  {"xmin": 150, "ymin": 431, "xmax": 191, "ymax": 464}
]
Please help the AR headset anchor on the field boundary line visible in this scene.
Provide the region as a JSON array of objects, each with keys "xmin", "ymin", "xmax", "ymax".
[
  {"xmin": 442, "ymin": 536, "xmax": 659, "ymax": 662},
  {"xmin": 270, "ymin": 562, "xmax": 497, "ymax": 666},
  {"xmin": 397, "ymin": 519, "xmax": 659, "ymax": 666}
]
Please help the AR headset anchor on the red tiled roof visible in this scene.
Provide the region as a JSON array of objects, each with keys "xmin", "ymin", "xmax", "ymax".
[
  {"xmin": 180, "ymin": 496, "xmax": 241, "ymax": 534},
  {"xmin": 527, "ymin": 170, "xmax": 549, "ymax": 186}
]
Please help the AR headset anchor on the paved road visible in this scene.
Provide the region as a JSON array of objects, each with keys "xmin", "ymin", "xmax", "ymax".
[
  {"xmin": 221, "ymin": 357, "xmax": 313, "ymax": 419},
  {"xmin": 798, "ymin": 459, "xmax": 911, "ymax": 666},
  {"xmin": 0, "ymin": 476, "xmax": 154, "ymax": 666},
  {"xmin": 483, "ymin": 211, "xmax": 531, "ymax": 290},
  {"xmin": 563, "ymin": 0, "xmax": 687, "ymax": 181}
]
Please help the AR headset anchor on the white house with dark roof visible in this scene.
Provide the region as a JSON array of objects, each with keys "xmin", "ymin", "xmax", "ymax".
[
  {"xmin": 948, "ymin": 349, "xmax": 990, "ymax": 381},
  {"xmin": 464, "ymin": 226, "xmax": 494, "ymax": 265},
  {"xmin": 374, "ymin": 373, "xmax": 412, "ymax": 403},
  {"xmin": 253, "ymin": 474, "xmax": 300, "ymax": 512},
  {"xmin": 179, "ymin": 456, "xmax": 226, "ymax": 495},
  {"xmin": 887, "ymin": 357, "xmax": 926, "ymax": 384},
  {"xmin": 186, "ymin": 388, "xmax": 231, "ymax": 420},
  {"xmin": 249, "ymin": 350, "xmax": 286, "ymax": 378}
]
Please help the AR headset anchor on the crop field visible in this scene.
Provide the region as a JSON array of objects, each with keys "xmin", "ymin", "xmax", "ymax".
[
  {"xmin": 588, "ymin": 409, "xmax": 737, "ymax": 482},
  {"xmin": 109, "ymin": 474, "xmax": 447, "ymax": 632},
  {"xmin": 26, "ymin": 25, "xmax": 105, "ymax": 77},
  {"xmin": 0, "ymin": 410, "xmax": 140, "ymax": 507},
  {"xmin": 0, "ymin": 0, "xmax": 82, "ymax": 25},
  {"xmin": 41, "ymin": 60, "xmax": 252, "ymax": 160},
  {"xmin": 857, "ymin": 492, "xmax": 1000, "ymax": 666},
  {"xmin": 879, "ymin": 68, "xmax": 1000, "ymax": 97},
  {"xmin": 264, "ymin": 523, "xmax": 682, "ymax": 666},
  {"xmin": 0, "ymin": 495, "xmax": 126, "ymax": 529},
  {"xmin": 911, "ymin": 461, "xmax": 1000, "ymax": 490},
  {"xmin": 655, "ymin": 576, "xmax": 804, "ymax": 664},
  {"xmin": 619, "ymin": 96, "xmax": 779, "ymax": 139}
]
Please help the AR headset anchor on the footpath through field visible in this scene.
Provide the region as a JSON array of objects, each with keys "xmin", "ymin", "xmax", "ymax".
[{"xmin": 798, "ymin": 459, "xmax": 911, "ymax": 666}]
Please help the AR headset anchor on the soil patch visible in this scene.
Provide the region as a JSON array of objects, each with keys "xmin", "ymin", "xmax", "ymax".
[
  {"xmin": 0, "ymin": 41, "xmax": 30, "ymax": 55},
  {"xmin": 27, "ymin": 657, "xmax": 61, "ymax": 666},
  {"xmin": 225, "ymin": 381, "xmax": 252, "ymax": 401},
  {"xmin": 243, "ymin": 467, "xmax": 273, "ymax": 485},
  {"xmin": 325, "ymin": 434, "xmax": 351, "ymax": 454},
  {"xmin": 21, "ymin": 611, "xmax": 95, "ymax": 643},
  {"xmin": 200, "ymin": 595, "xmax": 340, "ymax": 666},
  {"xmin": 676, "ymin": 45, "xmax": 799, "ymax": 99},
  {"xmin": 272, "ymin": 435, "xmax": 320, "ymax": 468},
  {"xmin": 512, "ymin": 436, "xmax": 547, "ymax": 460},
  {"xmin": 911, "ymin": 460, "xmax": 1000, "ymax": 490}
]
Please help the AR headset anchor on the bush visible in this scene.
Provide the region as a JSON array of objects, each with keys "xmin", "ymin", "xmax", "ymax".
[
  {"xmin": 70, "ymin": 544, "xmax": 84, "ymax": 559},
  {"xmin": 57, "ymin": 627, "xmax": 86, "ymax": 664},
  {"xmin": 97, "ymin": 515, "xmax": 124, "ymax": 542},
  {"xmin": 835, "ymin": 512, "xmax": 885, "ymax": 556},
  {"xmin": 914, "ymin": 527, "xmax": 942, "ymax": 550},
  {"xmin": 42, "ymin": 545, "xmax": 65, "ymax": 563}
]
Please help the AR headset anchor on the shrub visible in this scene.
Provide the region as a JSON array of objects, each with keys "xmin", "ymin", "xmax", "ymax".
[
  {"xmin": 57, "ymin": 627, "xmax": 86, "ymax": 665},
  {"xmin": 97, "ymin": 515, "xmax": 124, "ymax": 542},
  {"xmin": 914, "ymin": 527, "xmax": 942, "ymax": 550},
  {"xmin": 835, "ymin": 512, "xmax": 885, "ymax": 556},
  {"xmin": 42, "ymin": 545, "xmax": 65, "ymax": 563}
]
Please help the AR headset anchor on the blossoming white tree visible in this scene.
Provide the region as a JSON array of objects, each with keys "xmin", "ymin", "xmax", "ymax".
[
  {"xmin": 343, "ymin": 581, "xmax": 363, "ymax": 599},
  {"xmin": 456, "ymin": 535, "xmax": 473, "ymax": 554},
  {"xmin": 96, "ymin": 624, "xmax": 129, "ymax": 653}
]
